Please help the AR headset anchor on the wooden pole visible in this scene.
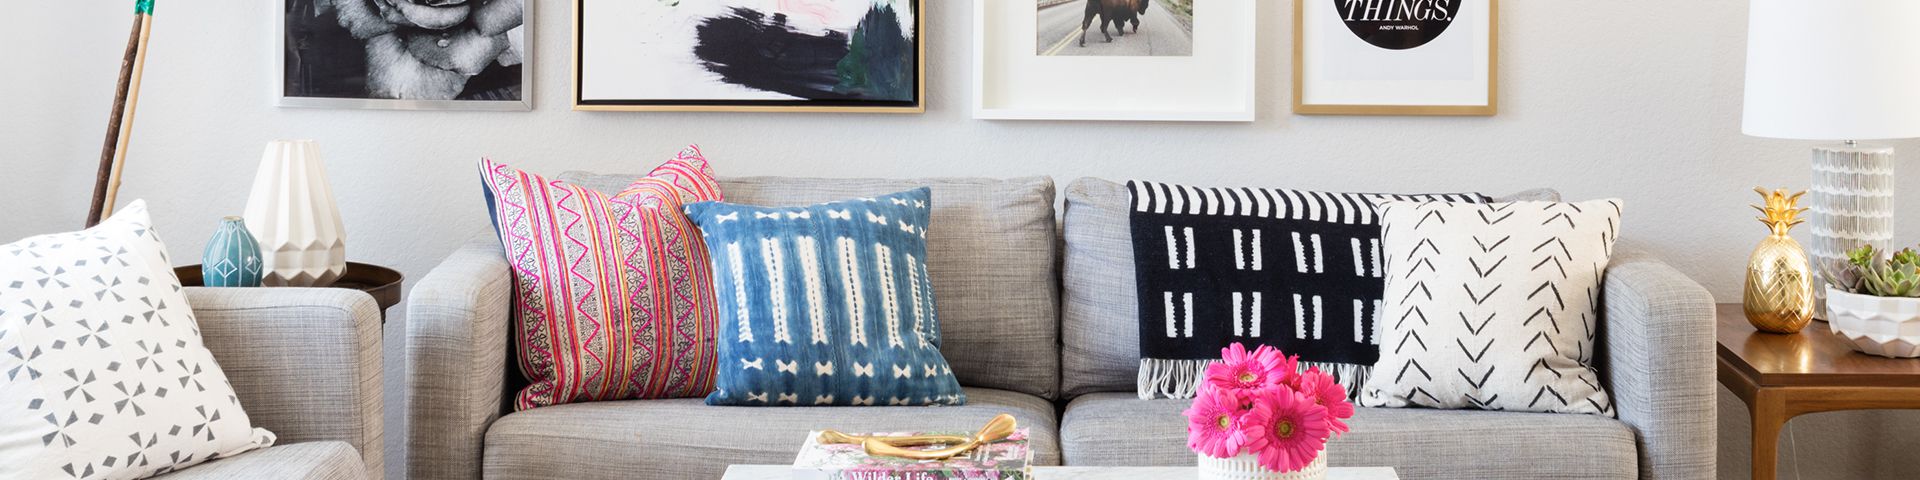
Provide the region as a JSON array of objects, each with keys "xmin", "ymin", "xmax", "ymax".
[{"xmin": 86, "ymin": 4, "xmax": 155, "ymax": 228}]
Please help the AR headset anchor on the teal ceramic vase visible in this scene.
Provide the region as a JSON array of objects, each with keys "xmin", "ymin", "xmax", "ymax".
[{"xmin": 202, "ymin": 216, "xmax": 263, "ymax": 287}]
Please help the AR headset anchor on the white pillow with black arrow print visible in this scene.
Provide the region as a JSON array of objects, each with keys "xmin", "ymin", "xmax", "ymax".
[{"xmin": 1361, "ymin": 199, "xmax": 1621, "ymax": 416}]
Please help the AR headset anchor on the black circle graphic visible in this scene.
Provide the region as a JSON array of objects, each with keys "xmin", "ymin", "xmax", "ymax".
[{"xmin": 1331, "ymin": 0, "xmax": 1463, "ymax": 50}]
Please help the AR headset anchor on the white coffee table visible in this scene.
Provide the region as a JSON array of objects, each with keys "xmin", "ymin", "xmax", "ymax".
[{"xmin": 722, "ymin": 465, "xmax": 1399, "ymax": 479}]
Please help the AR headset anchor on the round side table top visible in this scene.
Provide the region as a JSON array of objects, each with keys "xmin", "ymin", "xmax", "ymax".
[{"xmin": 174, "ymin": 262, "xmax": 403, "ymax": 314}]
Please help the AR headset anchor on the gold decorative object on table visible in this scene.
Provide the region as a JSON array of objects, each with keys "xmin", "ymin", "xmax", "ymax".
[
  {"xmin": 816, "ymin": 414, "xmax": 1018, "ymax": 461},
  {"xmin": 1744, "ymin": 187, "xmax": 1815, "ymax": 333}
]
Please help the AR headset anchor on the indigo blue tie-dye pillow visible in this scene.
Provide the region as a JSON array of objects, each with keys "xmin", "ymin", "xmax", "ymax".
[{"xmin": 686, "ymin": 187, "xmax": 966, "ymax": 407}]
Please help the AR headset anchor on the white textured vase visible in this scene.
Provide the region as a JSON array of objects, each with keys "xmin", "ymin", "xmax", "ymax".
[
  {"xmin": 1198, "ymin": 451, "xmax": 1327, "ymax": 480},
  {"xmin": 242, "ymin": 140, "xmax": 347, "ymax": 287},
  {"xmin": 1826, "ymin": 288, "xmax": 1920, "ymax": 358},
  {"xmin": 1808, "ymin": 144, "xmax": 1896, "ymax": 320}
]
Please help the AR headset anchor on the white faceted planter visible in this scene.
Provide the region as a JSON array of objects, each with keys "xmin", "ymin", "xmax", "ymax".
[
  {"xmin": 1197, "ymin": 451, "xmax": 1327, "ymax": 480},
  {"xmin": 243, "ymin": 140, "xmax": 348, "ymax": 287},
  {"xmin": 1825, "ymin": 288, "xmax": 1920, "ymax": 358}
]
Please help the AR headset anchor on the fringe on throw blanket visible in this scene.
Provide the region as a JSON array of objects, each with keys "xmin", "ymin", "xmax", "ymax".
[
  {"xmin": 1138, "ymin": 358, "xmax": 1372, "ymax": 401},
  {"xmin": 1137, "ymin": 358, "xmax": 1210, "ymax": 400}
]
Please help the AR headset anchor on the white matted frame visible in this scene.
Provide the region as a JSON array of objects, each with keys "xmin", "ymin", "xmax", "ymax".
[
  {"xmin": 275, "ymin": 1, "xmax": 534, "ymax": 111},
  {"xmin": 1293, "ymin": 0, "xmax": 1496, "ymax": 116},
  {"xmin": 973, "ymin": 0, "xmax": 1256, "ymax": 122}
]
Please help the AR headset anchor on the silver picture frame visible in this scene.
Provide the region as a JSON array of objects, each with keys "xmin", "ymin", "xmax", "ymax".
[{"xmin": 277, "ymin": 0, "xmax": 533, "ymax": 111}]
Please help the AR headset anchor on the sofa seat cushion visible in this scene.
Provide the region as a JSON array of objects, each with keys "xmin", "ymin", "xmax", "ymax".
[
  {"xmin": 483, "ymin": 387, "xmax": 1060, "ymax": 480},
  {"xmin": 1060, "ymin": 393, "xmax": 1635, "ymax": 479},
  {"xmin": 152, "ymin": 442, "xmax": 366, "ymax": 480}
]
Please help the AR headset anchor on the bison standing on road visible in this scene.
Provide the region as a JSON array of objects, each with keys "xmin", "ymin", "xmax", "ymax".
[{"xmin": 1080, "ymin": 0, "xmax": 1149, "ymax": 47}]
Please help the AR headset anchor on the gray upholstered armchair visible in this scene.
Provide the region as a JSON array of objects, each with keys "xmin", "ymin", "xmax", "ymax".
[{"xmin": 152, "ymin": 288, "xmax": 385, "ymax": 480}]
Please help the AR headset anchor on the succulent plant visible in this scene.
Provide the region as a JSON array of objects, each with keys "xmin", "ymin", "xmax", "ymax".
[{"xmin": 1834, "ymin": 244, "xmax": 1920, "ymax": 297}]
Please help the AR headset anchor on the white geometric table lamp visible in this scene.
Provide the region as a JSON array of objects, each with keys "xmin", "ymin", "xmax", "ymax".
[{"xmin": 1743, "ymin": 0, "xmax": 1920, "ymax": 317}]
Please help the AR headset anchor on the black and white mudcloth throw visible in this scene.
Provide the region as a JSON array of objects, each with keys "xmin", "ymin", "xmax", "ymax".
[{"xmin": 1127, "ymin": 180, "xmax": 1486, "ymax": 400}]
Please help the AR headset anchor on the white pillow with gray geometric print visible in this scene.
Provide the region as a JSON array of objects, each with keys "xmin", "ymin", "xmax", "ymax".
[
  {"xmin": 0, "ymin": 200, "xmax": 274, "ymax": 479},
  {"xmin": 1361, "ymin": 199, "xmax": 1621, "ymax": 417}
]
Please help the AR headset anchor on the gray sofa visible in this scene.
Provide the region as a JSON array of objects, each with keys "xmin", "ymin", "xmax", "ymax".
[
  {"xmin": 407, "ymin": 175, "xmax": 1715, "ymax": 480},
  {"xmin": 157, "ymin": 288, "xmax": 384, "ymax": 480}
]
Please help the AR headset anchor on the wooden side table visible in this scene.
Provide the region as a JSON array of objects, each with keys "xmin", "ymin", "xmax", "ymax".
[
  {"xmin": 1715, "ymin": 303, "xmax": 1920, "ymax": 480},
  {"xmin": 174, "ymin": 262, "xmax": 403, "ymax": 323}
]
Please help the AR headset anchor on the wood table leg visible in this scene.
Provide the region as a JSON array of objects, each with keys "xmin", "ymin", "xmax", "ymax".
[{"xmin": 1749, "ymin": 390, "xmax": 1784, "ymax": 480}]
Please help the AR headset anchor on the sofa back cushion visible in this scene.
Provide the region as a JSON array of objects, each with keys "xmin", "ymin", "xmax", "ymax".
[
  {"xmin": 1060, "ymin": 177, "xmax": 1561, "ymax": 397},
  {"xmin": 561, "ymin": 173, "xmax": 1061, "ymax": 399}
]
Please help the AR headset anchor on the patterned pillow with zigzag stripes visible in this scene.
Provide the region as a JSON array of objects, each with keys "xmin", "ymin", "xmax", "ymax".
[
  {"xmin": 479, "ymin": 145, "xmax": 726, "ymax": 411},
  {"xmin": 687, "ymin": 187, "xmax": 966, "ymax": 407}
]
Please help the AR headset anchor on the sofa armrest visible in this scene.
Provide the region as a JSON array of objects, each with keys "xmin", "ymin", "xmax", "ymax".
[
  {"xmin": 188, "ymin": 287, "xmax": 383, "ymax": 480},
  {"xmin": 406, "ymin": 238, "xmax": 513, "ymax": 480},
  {"xmin": 1602, "ymin": 246, "xmax": 1717, "ymax": 480}
]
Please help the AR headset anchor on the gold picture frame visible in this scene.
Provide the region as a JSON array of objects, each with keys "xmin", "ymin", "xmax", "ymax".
[
  {"xmin": 571, "ymin": 0, "xmax": 925, "ymax": 113},
  {"xmin": 1293, "ymin": 0, "xmax": 1498, "ymax": 116}
]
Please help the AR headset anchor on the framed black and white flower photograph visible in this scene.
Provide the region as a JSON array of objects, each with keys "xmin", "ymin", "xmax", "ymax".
[
  {"xmin": 281, "ymin": 0, "xmax": 531, "ymax": 111},
  {"xmin": 1293, "ymin": 0, "xmax": 1496, "ymax": 116}
]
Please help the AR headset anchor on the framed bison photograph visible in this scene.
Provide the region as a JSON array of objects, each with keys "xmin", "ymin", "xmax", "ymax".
[
  {"xmin": 975, "ymin": 0, "xmax": 1254, "ymax": 122},
  {"xmin": 280, "ymin": 0, "xmax": 532, "ymax": 111},
  {"xmin": 1293, "ymin": 0, "xmax": 1498, "ymax": 116},
  {"xmin": 1036, "ymin": 0, "xmax": 1193, "ymax": 57},
  {"xmin": 572, "ymin": 0, "xmax": 925, "ymax": 113}
]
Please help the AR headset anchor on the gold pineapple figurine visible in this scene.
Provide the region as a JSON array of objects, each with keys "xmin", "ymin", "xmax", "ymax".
[{"xmin": 1744, "ymin": 187, "xmax": 1814, "ymax": 333}]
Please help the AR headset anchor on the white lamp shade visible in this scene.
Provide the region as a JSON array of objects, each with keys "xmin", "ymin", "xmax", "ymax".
[{"xmin": 1743, "ymin": 0, "xmax": 1920, "ymax": 140}]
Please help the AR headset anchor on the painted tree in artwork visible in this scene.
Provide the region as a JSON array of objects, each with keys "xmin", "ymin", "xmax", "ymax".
[{"xmin": 834, "ymin": 4, "xmax": 913, "ymax": 101}]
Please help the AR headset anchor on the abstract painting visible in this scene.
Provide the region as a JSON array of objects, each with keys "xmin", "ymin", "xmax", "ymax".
[
  {"xmin": 281, "ymin": 0, "xmax": 531, "ymax": 111},
  {"xmin": 575, "ymin": 0, "xmax": 923, "ymax": 112}
]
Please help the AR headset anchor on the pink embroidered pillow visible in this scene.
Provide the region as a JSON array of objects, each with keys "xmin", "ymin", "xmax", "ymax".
[{"xmin": 479, "ymin": 145, "xmax": 725, "ymax": 410}]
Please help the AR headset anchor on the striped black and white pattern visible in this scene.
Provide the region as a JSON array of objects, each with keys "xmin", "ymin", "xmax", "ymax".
[
  {"xmin": 1128, "ymin": 180, "xmax": 1488, "ymax": 400},
  {"xmin": 1130, "ymin": 180, "xmax": 1483, "ymax": 224}
]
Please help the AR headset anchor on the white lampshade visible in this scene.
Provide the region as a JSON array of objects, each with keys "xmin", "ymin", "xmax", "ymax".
[{"xmin": 1743, "ymin": 0, "xmax": 1920, "ymax": 140}]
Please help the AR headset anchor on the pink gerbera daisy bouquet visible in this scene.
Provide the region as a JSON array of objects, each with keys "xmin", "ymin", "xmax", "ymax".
[{"xmin": 1184, "ymin": 344, "xmax": 1355, "ymax": 478}]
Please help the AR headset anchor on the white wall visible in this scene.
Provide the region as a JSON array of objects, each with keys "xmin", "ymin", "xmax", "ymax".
[{"xmin": 4, "ymin": 1, "xmax": 1917, "ymax": 479}]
